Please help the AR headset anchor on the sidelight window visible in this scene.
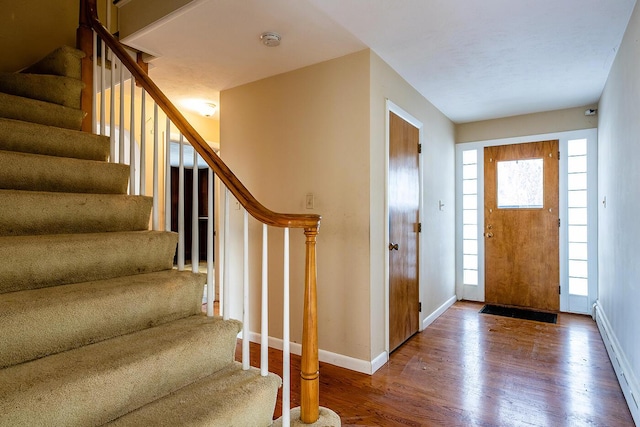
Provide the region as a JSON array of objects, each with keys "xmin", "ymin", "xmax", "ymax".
[
  {"xmin": 567, "ymin": 139, "xmax": 589, "ymax": 297},
  {"xmin": 462, "ymin": 149, "xmax": 479, "ymax": 286}
]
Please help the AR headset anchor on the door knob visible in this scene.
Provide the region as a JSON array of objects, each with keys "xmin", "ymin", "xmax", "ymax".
[
  {"xmin": 388, "ymin": 243, "xmax": 399, "ymax": 251},
  {"xmin": 486, "ymin": 232, "xmax": 494, "ymax": 238}
]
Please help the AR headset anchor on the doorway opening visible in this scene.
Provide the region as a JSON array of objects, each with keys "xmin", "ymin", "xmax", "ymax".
[
  {"xmin": 455, "ymin": 129, "xmax": 597, "ymax": 314},
  {"xmin": 170, "ymin": 166, "xmax": 212, "ymax": 265}
]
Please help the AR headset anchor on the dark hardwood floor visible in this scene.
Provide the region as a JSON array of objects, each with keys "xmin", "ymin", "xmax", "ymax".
[{"xmin": 236, "ymin": 300, "xmax": 634, "ymax": 426}]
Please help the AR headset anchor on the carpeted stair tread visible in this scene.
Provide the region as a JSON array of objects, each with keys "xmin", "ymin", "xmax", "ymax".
[
  {"xmin": 0, "ymin": 150, "xmax": 129, "ymax": 194},
  {"xmin": 0, "ymin": 43, "xmax": 282, "ymax": 425},
  {"xmin": 0, "ymin": 190, "xmax": 152, "ymax": 236},
  {"xmin": 108, "ymin": 362, "xmax": 282, "ymax": 427},
  {"xmin": 0, "ymin": 315, "xmax": 242, "ymax": 427},
  {"xmin": 0, "ymin": 118, "xmax": 109, "ymax": 161},
  {"xmin": 0, "ymin": 231, "xmax": 178, "ymax": 293},
  {"xmin": 22, "ymin": 45, "xmax": 84, "ymax": 80},
  {"xmin": 0, "ymin": 270, "xmax": 205, "ymax": 368},
  {"xmin": 0, "ymin": 92, "xmax": 84, "ymax": 130},
  {"xmin": 0, "ymin": 72, "xmax": 83, "ymax": 109}
]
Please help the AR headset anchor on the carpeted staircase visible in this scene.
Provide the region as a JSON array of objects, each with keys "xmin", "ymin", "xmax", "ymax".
[{"xmin": 0, "ymin": 46, "xmax": 280, "ymax": 426}]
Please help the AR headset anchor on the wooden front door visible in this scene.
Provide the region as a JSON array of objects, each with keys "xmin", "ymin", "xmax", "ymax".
[
  {"xmin": 484, "ymin": 140, "xmax": 559, "ymax": 311},
  {"xmin": 389, "ymin": 111, "xmax": 420, "ymax": 352}
]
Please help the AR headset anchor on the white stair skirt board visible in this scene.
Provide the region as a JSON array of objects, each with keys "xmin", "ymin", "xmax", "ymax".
[{"xmin": 595, "ymin": 302, "xmax": 640, "ymax": 425}]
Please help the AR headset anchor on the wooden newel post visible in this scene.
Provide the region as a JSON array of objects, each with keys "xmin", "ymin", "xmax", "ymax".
[
  {"xmin": 300, "ymin": 226, "xmax": 320, "ymax": 424},
  {"xmin": 77, "ymin": 0, "xmax": 95, "ymax": 133}
]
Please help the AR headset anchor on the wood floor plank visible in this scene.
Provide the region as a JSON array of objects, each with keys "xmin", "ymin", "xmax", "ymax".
[{"xmin": 237, "ymin": 301, "xmax": 633, "ymax": 426}]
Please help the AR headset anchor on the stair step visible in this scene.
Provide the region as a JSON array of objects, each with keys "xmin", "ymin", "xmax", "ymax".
[
  {"xmin": 0, "ymin": 118, "xmax": 109, "ymax": 161},
  {"xmin": 0, "ymin": 270, "xmax": 205, "ymax": 368},
  {"xmin": 108, "ymin": 362, "xmax": 282, "ymax": 427},
  {"xmin": 0, "ymin": 150, "xmax": 129, "ymax": 194},
  {"xmin": 0, "ymin": 72, "xmax": 83, "ymax": 109},
  {"xmin": 22, "ymin": 45, "xmax": 84, "ymax": 80},
  {"xmin": 0, "ymin": 190, "xmax": 152, "ymax": 236},
  {"xmin": 0, "ymin": 92, "xmax": 84, "ymax": 130},
  {"xmin": 0, "ymin": 315, "xmax": 242, "ymax": 427},
  {"xmin": 0, "ymin": 231, "xmax": 178, "ymax": 293}
]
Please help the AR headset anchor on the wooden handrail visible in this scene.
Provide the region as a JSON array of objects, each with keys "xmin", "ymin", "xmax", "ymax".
[
  {"xmin": 78, "ymin": 1, "xmax": 322, "ymax": 423},
  {"xmin": 80, "ymin": 0, "xmax": 320, "ymax": 230}
]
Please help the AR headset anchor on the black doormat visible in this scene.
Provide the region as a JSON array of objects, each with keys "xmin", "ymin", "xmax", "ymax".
[{"xmin": 480, "ymin": 304, "xmax": 557, "ymax": 324}]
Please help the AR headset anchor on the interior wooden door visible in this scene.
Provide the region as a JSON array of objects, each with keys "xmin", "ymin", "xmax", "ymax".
[
  {"xmin": 389, "ymin": 111, "xmax": 420, "ymax": 352},
  {"xmin": 484, "ymin": 140, "xmax": 559, "ymax": 311}
]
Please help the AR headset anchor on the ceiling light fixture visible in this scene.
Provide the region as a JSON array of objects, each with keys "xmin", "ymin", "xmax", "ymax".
[
  {"xmin": 200, "ymin": 102, "xmax": 217, "ymax": 117},
  {"xmin": 260, "ymin": 32, "xmax": 281, "ymax": 47},
  {"xmin": 181, "ymin": 99, "xmax": 217, "ymax": 117}
]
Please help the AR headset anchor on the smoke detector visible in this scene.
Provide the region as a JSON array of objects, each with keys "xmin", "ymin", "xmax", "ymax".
[{"xmin": 260, "ymin": 32, "xmax": 281, "ymax": 47}]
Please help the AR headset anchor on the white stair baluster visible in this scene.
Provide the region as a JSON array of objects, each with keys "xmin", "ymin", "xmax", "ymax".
[
  {"xmin": 118, "ymin": 65, "xmax": 124, "ymax": 165},
  {"xmin": 152, "ymin": 103, "xmax": 159, "ymax": 230},
  {"xmin": 261, "ymin": 223, "xmax": 268, "ymax": 376},
  {"xmin": 178, "ymin": 134, "xmax": 185, "ymax": 271},
  {"xmin": 140, "ymin": 91, "xmax": 146, "ymax": 196},
  {"xmin": 129, "ymin": 77, "xmax": 135, "ymax": 195},
  {"xmin": 283, "ymin": 227, "xmax": 290, "ymax": 426},
  {"xmin": 223, "ymin": 187, "xmax": 230, "ymax": 321},
  {"xmin": 192, "ymin": 148, "xmax": 199, "ymax": 273},
  {"xmin": 109, "ymin": 53, "xmax": 115, "ymax": 162},
  {"xmin": 92, "ymin": 31, "xmax": 97, "ymax": 134},
  {"xmin": 242, "ymin": 209, "xmax": 250, "ymax": 370},
  {"xmin": 164, "ymin": 118, "xmax": 171, "ymax": 232},
  {"xmin": 206, "ymin": 168, "xmax": 214, "ymax": 317},
  {"xmin": 99, "ymin": 39, "xmax": 105, "ymax": 136}
]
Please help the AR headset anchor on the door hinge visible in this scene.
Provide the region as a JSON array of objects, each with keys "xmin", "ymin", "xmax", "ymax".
[
  {"xmin": 419, "ymin": 302, "xmax": 422, "ymax": 312},
  {"xmin": 558, "ymin": 151, "xmax": 560, "ymax": 161},
  {"xmin": 559, "ymin": 286, "xmax": 561, "ymax": 295},
  {"xmin": 418, "ymin": 223, "xmax": 422, "ymax": 233},
  {"xmin": 418, "ymin": 143, "xmax": 422, "ymax": 154},
  {"xmin": 558, "ymin": 218, "xmax": 561, "ymax": 228}
]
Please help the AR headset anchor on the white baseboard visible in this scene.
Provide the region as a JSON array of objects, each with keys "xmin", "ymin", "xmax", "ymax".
[
  {"xmin": 595, "ymin": 302, "xmax": 640, "ymax": 425},
  {"xmin": 247, "ymin": 332, "xmax": 377, "ymax": 375},
  {"xmin": 243, "ymin": 295, "xmax": 457, "ymax": 376},
  {"xmin": 370, "ymin": 351, "xmax": 388, "ymax": 374},
  {"xmin": 422, "ymin": 295, "xmax": 457, "ymax": 330}
]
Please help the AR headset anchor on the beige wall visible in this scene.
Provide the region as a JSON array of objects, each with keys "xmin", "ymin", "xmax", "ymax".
[
  {"xmin": 221, "ymin": 49, "xmax": 456, "ymax": 367},
  {"xmin": 369, "ymin": 52, "xmax": 456, "ymax": 361},
  {"xmin": 0, "ymin": 0, "xmax": 118, "ymax": 73},
  {"xmin": 221, "ymin": 50, "xmax": 372, "ymax": 360},
  {"xmin": 455, "ymin": 104, "xmax": 598, "ymax": 143},
  {"xmin": 597, "ymin": 1, "xmax": 640, "ymax": 422}
]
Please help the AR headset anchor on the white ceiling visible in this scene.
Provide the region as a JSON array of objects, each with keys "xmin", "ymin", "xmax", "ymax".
[{"xmin": 122, "ymin": 0, "xmax": 637, "ymax": 123}]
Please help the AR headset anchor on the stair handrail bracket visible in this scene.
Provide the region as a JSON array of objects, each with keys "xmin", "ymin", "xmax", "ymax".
[{"xmin": 78, "ymin": 0, "xmax": 326, "ymax": 425}]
